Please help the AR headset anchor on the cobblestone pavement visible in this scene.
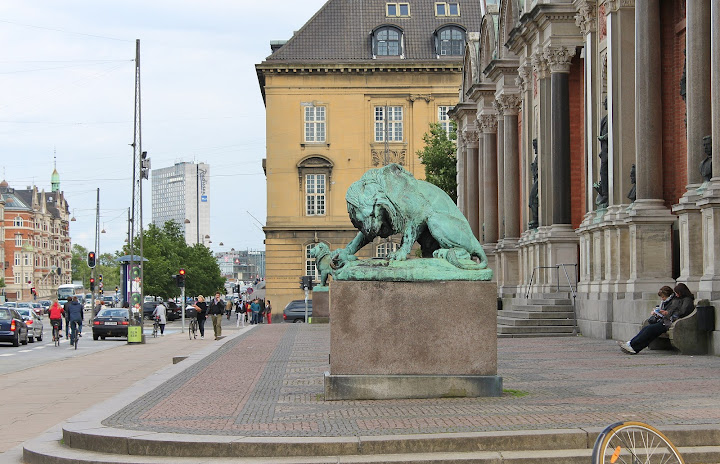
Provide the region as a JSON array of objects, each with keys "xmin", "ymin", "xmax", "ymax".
[{"xmin": 103, "ymin": 324, "xmax": 720, "ymax": 437}]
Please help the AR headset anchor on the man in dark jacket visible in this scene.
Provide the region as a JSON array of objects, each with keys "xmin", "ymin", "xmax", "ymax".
[
  {"xmin": 208, "ymin": 292, "xmax": 225, "ymax": 340},
  {"xmin": 67, "ymin": 296, "xmax": 84, "ymax": 341}
]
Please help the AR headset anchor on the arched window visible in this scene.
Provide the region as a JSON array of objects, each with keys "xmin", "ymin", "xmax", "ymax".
[
  {"xmin": 305, "ymin": 243, "xmax": 326, "ymax": 279},
  {"xmin": 14, "ymin": 216, "xmax": 23, "ymax": 227},
  {"xmin": 436, "ymin": 26, "xmax": 465, "ymax": 56},
  {"xmin": 372, "ymin": 26, "xmax": 403, "ymax": 58}
]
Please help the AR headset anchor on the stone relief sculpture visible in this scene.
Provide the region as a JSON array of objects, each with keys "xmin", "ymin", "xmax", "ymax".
[
  {"xmin": 594, "ymin": 97, "xmax": 609, "ymax": 208},
  {"xmin": 528, "ymin": 138, "xmax": 539, "ymax": 229},
  {"xmin": 330, "ymin": 163, "xmax": 492, "ymax": 281},
  {"xmin": 309, "ymin": 243, "xmax": 334, "ymax": 288},
  {"xmin": 700, "ymin": 135, "xmax": 712, "ymax": 182},
  {"xmin": 627, "ymin": 164, "xmax": 636, "ymax": 202}
]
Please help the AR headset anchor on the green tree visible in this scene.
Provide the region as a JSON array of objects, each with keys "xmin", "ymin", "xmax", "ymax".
[
  {"xmin": 71, "ymin": 244, "xmax": 91, "ymax": 286},
  {"xmin": 71, "ymin": 245, "xmax": 119, "ymax": 291},
  {"xmin": 417, "ymin": 122, "xmax": 458, "ymax": 202}
]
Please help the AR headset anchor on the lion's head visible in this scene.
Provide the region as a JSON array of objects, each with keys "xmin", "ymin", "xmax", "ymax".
[
  {"xmin": 309, "ymin": 242, "xmax": 330, "ymax": 260},
  {"xmin": 346, "ymin": 178, "xmax": 396, "ymax": 239}
]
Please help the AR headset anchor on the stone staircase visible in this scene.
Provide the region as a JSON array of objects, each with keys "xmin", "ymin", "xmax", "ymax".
[{"xmin": 498, "ymin": 293, "xmax": 578, "ymax": 338}]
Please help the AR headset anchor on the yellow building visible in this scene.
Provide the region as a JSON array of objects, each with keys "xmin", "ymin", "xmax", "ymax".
[{"xmin": 256, "ymin": 0, "xmax": 482, "ymax": 312}]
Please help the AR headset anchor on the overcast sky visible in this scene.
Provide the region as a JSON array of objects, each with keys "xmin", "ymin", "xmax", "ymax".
[{"xmin": 0, "ymin": 0, "xmax": 328, "ymax": 258}]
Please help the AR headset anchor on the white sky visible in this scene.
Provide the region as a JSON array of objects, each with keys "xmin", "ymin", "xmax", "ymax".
[{"xmin": 0, "ymin": 0, "xmax": 328, "ymax": 257}]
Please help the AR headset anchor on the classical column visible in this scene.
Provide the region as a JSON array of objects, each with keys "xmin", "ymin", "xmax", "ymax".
[
  {"xmin": 464, "ymin": 128, "xmax": 480, "ymax": 238},
  {"xmin": 499, "ymin": 94, "xmax": 522, "ymax": 239},
  {"xmin": 516, "ymin": 63, "xmax": 533, "ymax": 233},
  {"xmin": 714, "ymin": 0, "xmax": 720, "ymax": 180},
  {"xmin": 625, "ymin": 0, "xmax": 676, "ymax": 294},
  {"xmin": 544, "ymin": 46, "xmax": 575, "ymax": 225},
  {"xmin": 479, "ymin": 114, "xmax": 498, "ymax": 245},
  {"xmin": 494, "ymin": 100, "xmax": 505, "ymax": 240},
  {"xmin": 456, "ymin": 130, "xmax": 466, "ymax": 215},
  {"xmin": 686, "ymin": 0, "xmax": 712, "ymax": 187}
]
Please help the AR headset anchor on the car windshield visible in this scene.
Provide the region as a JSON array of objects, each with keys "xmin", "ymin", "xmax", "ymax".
[
  {"xmin": 17, "ymin": 303, "xmax": 30, "ymax": 308},
  {"xmin": 16, "ymin": 309, "xmax": 31, "ymax": 318},
  {"xmin": 0, "ymin": 309, "xmax": 11, "ymax": 319},
  {"xmin": 97, "ymin": 309, "xmax": 128, "ymax": 318}
]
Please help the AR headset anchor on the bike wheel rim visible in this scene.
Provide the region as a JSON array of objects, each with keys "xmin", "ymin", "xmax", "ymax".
[{"xmin": 595, "ymin": 422, "xmax": 684, "ymax": 464}]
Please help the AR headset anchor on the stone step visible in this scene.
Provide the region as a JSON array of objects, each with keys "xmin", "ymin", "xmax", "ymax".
[
  {"xmin": 498, "ymin": 332, "xmax": 579, "ymax": 338},
  {"xmin": 499, "ymin": 310, "xmax": 576, "ymax": 320},
  {"xmin": 524, "ymin": 292, "xmax": 572, "ymax": 300},
  {"xmin": 497, "ymin": 316, "xmax": 576, "ymax": 327},
  {"xmin": 22, "ymin": 429, "xmax": 720, "ymax": 464},
  {"xmin": 497, "ymin": 324, "xmax": 576, "ymax": 334},
  {"xmin": 511, "ymin": 304, "xmax": 574, "ymax": 312},
  {"xmin": 513, "ymin": 298, "xmax": 573, "ymax": 306}
]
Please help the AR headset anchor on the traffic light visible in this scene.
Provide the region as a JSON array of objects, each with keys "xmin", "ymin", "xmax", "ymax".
[
  {"xmin": 98, "ymin": 274, "xmax": 103, "ymax": 283},
  {"xmin": 299, "ymin": 275, "xmax": 314, "ymax": 290},
  {"xmin": 90, "ymin": 277, "xmax": 95, "ymax": 290},
  {"xmin": 176, "ymin": 268, "xmax": 186, "ymax": 287},
  {"xmin": 56, "ymin": 267, "xmax": 61, "ymax": 276},
  {"xmin": 115, "ymin": 286, "xmax": 119, "ymax": 293},
  {"xmin": 87, "ymin": 252, "xmax": 96, "ymax": 268}
]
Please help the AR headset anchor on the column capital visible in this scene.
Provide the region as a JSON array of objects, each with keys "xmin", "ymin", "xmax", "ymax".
[
  {"xmin": 478, "ymin": 114, "xmax": 498, "ymax": 133},
  {"xmin": 462, "ymin": 129, "xmax": 479, "ymax": 145},
  {"xmin": 492, "ymin": 99, "xmax": 504, "ymax": 117},
  {"xmin": 515, "ymin": 63, "xmax": 532, "ymax": 93},
  {"xmin": 574, "ymin": 0, "xmax": 597, "ymax": 35},
  {"xmin": 496, "ymin": 94, "xmax": 522, "ymax": 116},
  {"xmin": 531, "ymin": 52, "xmax": 549, "ymax": 79},
  {"xmin": 605, "ymin": 0, "xmax": 635, "ymax": 14},
  {"xmin": 544, "ymin": 45, "xmax": 577, "ymax": 74}
]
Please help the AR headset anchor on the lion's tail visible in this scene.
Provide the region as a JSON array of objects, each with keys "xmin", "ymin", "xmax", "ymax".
[{"xmin": 444, "ymin": 248, "xmax": 487, "ymax": 270}]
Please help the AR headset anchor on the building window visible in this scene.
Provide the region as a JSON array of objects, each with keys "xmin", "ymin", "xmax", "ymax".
[
  {"xmin": 305, "ymin": 174, "xmax": 326, "ymax": 216},
  {"xmin": 374, "ymin": 106, "xmax": 403, "ymax": 142},
  {"xmin": 14, "ymin": 252, "xmax": 21, "ymax": 266},
  {"xmin": 15, "ymin": 235, "xmax": 22, "ymax": 247},
  {"xmin": 438, "ymin": 106, "xmax": 453, "ymax": 138},
  {"xmin": 304, "ymin": 105, "xmax": 326, "ymax": 143},
  {"xmin": 386, "ymin": 3, "xmax": 409, "ymax": 17},
  {"xmin": 305, "ymin": 244, "xmax": 320, "ymax": 279},
  {"xmin": 376, "ymin": 242, "xmax": 399, "ymax": 258},
  {"xmin": 372, "ymin": 26, "xmax": 403, "ymax": 57},
  {"xmin": 14, "ymin": 216, "xmax": 23, "ymax": 227},
  {"xmin": 23, "ymin": 253, "xmax": 31, "ymax": 266},
  {"xmin": 14, "ymin": 273, "xmax": 21, "ymax": 285},
  {"xmin": 435, "ymin": 2, "xmax": 460, "ymax": 16},
  {"xmin": 436, "ymin": 26, "xmax": 465, "ymax": 56}
]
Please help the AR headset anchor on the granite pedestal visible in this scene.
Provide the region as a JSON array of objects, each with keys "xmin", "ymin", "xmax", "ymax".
[{"xmin": 324, "ymin": 280, "xmax": 502, "ymax": 400}]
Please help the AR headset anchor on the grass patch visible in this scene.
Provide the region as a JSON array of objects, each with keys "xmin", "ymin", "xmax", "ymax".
[{"xmin": 503, "ymin": 389, "xmax": 529, "ymax": 397}]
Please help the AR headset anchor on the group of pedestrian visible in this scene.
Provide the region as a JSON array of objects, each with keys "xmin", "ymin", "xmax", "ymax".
[{"xmin": 233, "ymin": 298, "xmax": 271, "ymax": 327}]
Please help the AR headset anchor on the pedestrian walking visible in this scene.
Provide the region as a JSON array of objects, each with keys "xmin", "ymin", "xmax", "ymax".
[
  {"xmin": 265, "ymin": 300, "xmax": 272, "ymax": 324},
  {"xmin": 226, "ymin": 299, "xmax": 233, "ymax": 320},
  {"xmin": 236, "ymin": 299, "xmax": 246, "ymax": 328},
  {"xmin": 250, "ymin": 298, "xmax": 261, "ymax": 325},
  {"xmin": 208, "ymin": 292, "xmax": 225, "ymax": 339},
  {"xmin": 193, "ymin": 296, "xmax": 208, "ymax": 339},
  {"xmin": 152, "ymin": 301, "xmax": 167, "ymax": 336}
]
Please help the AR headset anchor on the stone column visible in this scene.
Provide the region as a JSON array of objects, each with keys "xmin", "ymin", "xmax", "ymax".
[
  {"xmin": 479, "ymin": 114, "xmax": 498, "ymax": 246},
  {"xmin": 495, "ymin": 103, "xmax": 505, "ymax": 240},
  {"xmin": 533, "ymin": 52, "xmax": 553, "ymax": 227},
  {"xmin": 625, "ymin": 0, "xmax": 676, "ymax": 294},
  {"xmin": 545, "ymin": 45, "xmax": 576, "ymax": 225},
  {"xmin": 500, "ymin": 94, "xmax": 522, "ymax": 239},
  {"xmin": 464, "ymin": 128, "xmax": 480, "ymax": 239},
  {"xmin": 456, "ymin": 129, "xmax": 465, "ymax": 215}
]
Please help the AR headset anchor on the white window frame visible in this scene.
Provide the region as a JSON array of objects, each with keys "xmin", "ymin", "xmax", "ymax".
[
  {"xmin": 438, "ymin": 106, "xmax": 452, "ymax": 138},
  {"xmin": 14, "ymin": 252, "xmax": 21, "ymax": 266},
  {"xmin": 386, "ymin": 2, "xmax": 410, "ymax": 17},
  {"xmin": 305, "ymin": 244, "xmax": 320, "ymax": 279},
  {"xmin": 305, "ymin": 173, "xmax": 326, "ymax": 216},
  {"xmin": 435, "ymin": 2, "xmax": 460, "ymax": 16},
  {"xmin": 376, "ymin": 242, "xmax": 400, "ymax": 258},
  {"xmin": 304, "ymin": 105, "xmax": 326, "ymax": 143},
  {"xmin": 15, "ymin": 235, "xmax": 22, "ymax": 247},
  {"xmin": 14, "ymin": 216, "xmax": 23, "ymax": 227},
  {"xmin": 23, "ymin": 253, "xmax": 31, "ymax": 266},
  {"xmin": 374, "ymin": 106, "xmax": 404, "ymax": 142},
  {"xmin": 14, "ymin": 273, "xmax": 21, "ymax": 285}
]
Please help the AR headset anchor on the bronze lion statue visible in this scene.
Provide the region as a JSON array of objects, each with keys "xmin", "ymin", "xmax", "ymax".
[
  {"xmin": 309, "ymin": 242, "xmax": 334, "ymax": 287},
  {"xmin": 332, "ymin": 163, "xmax": 488, "ymax": 270}
]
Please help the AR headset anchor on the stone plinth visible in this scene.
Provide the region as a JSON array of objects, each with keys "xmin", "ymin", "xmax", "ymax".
[
  {"xmin": 310, "ymin": 289, "xmax": 329, "ymax": 323},
  {"xmin": 325, "ymin": 280, "xmax": 501, "ymax": 400}
]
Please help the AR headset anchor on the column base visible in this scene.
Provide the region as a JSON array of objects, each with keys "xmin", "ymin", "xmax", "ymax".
[
  {"xmin": 496, "ymin": 238, "xmax": 519, "ymax": 296},
  {"xmin": 697, "ymin": 180, "xmax": 720, "ymax": 300},
  {"xmin": 672, "ymin": 189, "xmax": 705, "ymax": 294}
]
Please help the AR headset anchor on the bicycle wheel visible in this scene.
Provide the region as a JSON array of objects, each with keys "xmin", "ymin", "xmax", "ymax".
[
  {"xmin": 188, "ymin": 322, "xmax": 193, "ymax": 340},
  {"xmin": 592, "ymin": 421, "xmax": 684, "ymax": 464}
]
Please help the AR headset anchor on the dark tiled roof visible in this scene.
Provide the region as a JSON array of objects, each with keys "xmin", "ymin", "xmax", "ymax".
[{"xmin": 264, "ymin": 0, "xmax": 482, "ymax": 63}]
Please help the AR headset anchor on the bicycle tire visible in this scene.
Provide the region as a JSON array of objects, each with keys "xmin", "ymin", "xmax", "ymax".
[
  {"xmin": 591, "ymin": 421, "xmax": 684, "ymax": 464},
  {"xmin": 188, "ymin": 322, "xmax": 193, "ymax": 340}
]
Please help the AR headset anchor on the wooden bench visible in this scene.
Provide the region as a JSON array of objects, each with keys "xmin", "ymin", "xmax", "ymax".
[{"xmin": 647, "ymin": 308, "xmax": 709, "ymax": 355}]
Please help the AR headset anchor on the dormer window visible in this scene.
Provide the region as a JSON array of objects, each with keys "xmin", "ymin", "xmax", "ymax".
[
  {"xmin": 386, "ymin": 3, "xmax": 409, "ymax": 17},
  {"xmin": 435, "ymin": 25, "xmax": 466, "ymax": 56},
  {"xmin": 435, "ymin": 2, "xmax": 460, "ymax": 16},
  {"xmin": 372, "ymin": 26, "xmax": 404, "ymax": 58}
]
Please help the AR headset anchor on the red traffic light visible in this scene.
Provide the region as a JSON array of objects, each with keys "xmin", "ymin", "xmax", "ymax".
[
  {"xmin": 90, "ymin": 278, "xmax": 95, "ymax": 283},
  {"xmin": 179, "ymin": 269, "xmax": 186, "ymax": 276}
]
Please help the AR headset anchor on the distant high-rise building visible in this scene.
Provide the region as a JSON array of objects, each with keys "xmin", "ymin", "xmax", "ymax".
[{"xmin": 151, "ymin": 162, "xmax": 210, "ymax": 246}]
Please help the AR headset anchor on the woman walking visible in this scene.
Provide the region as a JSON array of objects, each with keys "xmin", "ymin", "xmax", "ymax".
[
  {"xmin": 193, "ymin": 295, "xmax": 208, "ymax": 339},
  {"xmin": 265, "ymin": 300, "xmax": 272, "ymax": 324}
]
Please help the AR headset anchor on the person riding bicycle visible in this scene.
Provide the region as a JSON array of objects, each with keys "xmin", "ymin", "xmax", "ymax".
[
  {"xmin": 152, "ymin": 301, "xmax": 167, "ymax": 336},
  {"xmin": 48, "ymin": 299, "xmax": 65, "ymax": 338},
  {"xmin": 67, "ymin": 296, "xmax": 84, "ymax": 341}
]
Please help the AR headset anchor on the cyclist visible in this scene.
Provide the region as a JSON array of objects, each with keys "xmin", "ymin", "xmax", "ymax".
[
  {"xmin": 152, "ymin": 301, "xmax": 167, "ymax": 336},
  {"xmin": 67, "ymin": 296, "xmax": 84, "ymax": 343},
  {"xmin": 48, "ymin": 299, "xmax": 65, "ymax": 340}
]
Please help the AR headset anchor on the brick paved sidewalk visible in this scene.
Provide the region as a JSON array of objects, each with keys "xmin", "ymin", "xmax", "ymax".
[{"xmin": 102, "ymin": 324, "xmax": 720, "ymax": 437}]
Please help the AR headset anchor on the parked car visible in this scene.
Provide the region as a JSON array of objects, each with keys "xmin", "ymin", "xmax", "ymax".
[
  {"xmin": 164, "ymin": 301, "xmax": 181, "ymax": 321},
  {"xmin": 282, "ymin": 300, "xmax": 313, "ymax": 323},
  {"xmin": 0, "ymin": 307, "xmax": 29, "ymax": 346},
  {"xmin": 28, "ymin": 301, "xmax": 44, "ymax": 315},
  {"xmin": 92, "ymin": 308, "xmax": 130, "ymax": 340},
  {"xmin": 4, "ymin": 302, "xmax": 18, "ymax": 308},
  {"xmin": 142, "ymin": 301, "xmax": 159, "ymax": 320},
  {"xmin": 102, "ymin": 295, "xmax": 115, "ymax": 308},
  {"xmin": 15, "ymin": 308, "xmax": 44, "ymax": 342}
]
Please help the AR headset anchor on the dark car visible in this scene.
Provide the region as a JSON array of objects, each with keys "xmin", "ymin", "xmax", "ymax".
[
  {"xmin": 0, "ymin": 307, "xmax": 29, "ymax": 346},
  {"xmin": 92, "ymin": 308, "xmax": 130, "ymax": 340},
  {"xmin": 282, "ymin": 300, "xmax": 313, "ymax": 323},
  {"xmin": 164, "ymin": 301, "xmax": 181, "ymax": 321},
  {"xmin": 142, "ymin": 301, "xmax": 158, "ymax": 320}
]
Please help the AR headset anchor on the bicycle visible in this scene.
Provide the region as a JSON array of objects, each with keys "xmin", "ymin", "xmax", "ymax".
[
  {"xmin": 188, "ymin": 317, "xmax": 198, "ymax": 339},
  {"xmin": 591, "ymin": 421, "xmax": 684, "ymax": 464},
  {"xmin": 152, "ymin": 316, "xmax": 160, "ymax": 338},
  {"xmin": 51, "ymin": 319, "xmax": 61, "ymax": 347},
  {"xmin": 69, "ymin": 320, "xmax": 81, "ymax": 350}
]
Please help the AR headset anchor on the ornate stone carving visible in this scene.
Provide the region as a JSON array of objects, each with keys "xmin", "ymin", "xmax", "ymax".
[
  {"xmin": 594, "ymin": 97, "xmax": 609, "ymax": 208},
  {"xmin": 492, "ymin": 99, "xmax": 504, "ymax": 117},
  {"xmin": 496, "ymin": 94, "xmax": 522, "ymax": 116},
  {"xmin": 544, "ymin": 45, "xmax": 577, "ymax": 74},
  {"xmin": 700, "ymin": 135, "xmax": 712, "ymax": 182},
  {"xmin": 601, "ymin": 53, "xmax": 608, "ymax": 85},
  {"xmin": 477, "ymin": 114, "xmax": 498, "ymax": 133},
  {"xmin": 409, "ymin": 94, "xmax": 433, "ymax": 103},
  {"xmin": 531, "ymin": 52, "xmax": 549, "ymax": 79},
  {"xmin": 516, "ymin": 64, "xmax": 531, "ymax": 93},
  {"xmin": 371, "ymin": 149, "xmax": 406, "ymax": 167},
  {"xmin": 627, "ymin": 164, "xmax": 636, "ymax": 202},
  {"xmin": 574, "ymin": 0, "xmax": 597, "ymax": 35},
  {"xmin": 462, "ymin": 129, "xmax": 479, "ymax": 145},
  {"xmin": 605, "ymin": 0, "xmax": 635, "ymax": 13}
]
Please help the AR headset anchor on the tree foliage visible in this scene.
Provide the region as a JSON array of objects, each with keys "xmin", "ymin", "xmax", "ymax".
[
  {"xmin": 123, "ymin": 221, "xmax": 224, "ymax": 300},
  {"xmin": 71, "ymin": 244, "xmax": 119, "ymax": 290},
  {"xmin": 417, "ymin": 122, "xmax": 458, "ymax": 202}
]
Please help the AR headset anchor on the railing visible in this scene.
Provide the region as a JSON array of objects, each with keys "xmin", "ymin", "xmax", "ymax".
[{"xmin": 525, "ymin": 263, "xmax": 579, "ymax": 335}]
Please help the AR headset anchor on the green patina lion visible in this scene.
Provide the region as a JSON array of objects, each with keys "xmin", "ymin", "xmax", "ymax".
[{"xmin": 332, "ymin": 163, "xmax": 488, "ymax": 271}]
